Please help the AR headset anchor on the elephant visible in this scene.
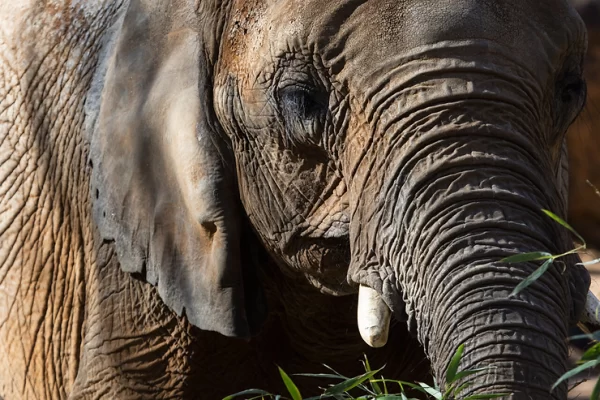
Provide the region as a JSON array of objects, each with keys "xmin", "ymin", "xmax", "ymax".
[{"xmin": 0, "ymin": 0, "xmax": 597, "ymax": 399}]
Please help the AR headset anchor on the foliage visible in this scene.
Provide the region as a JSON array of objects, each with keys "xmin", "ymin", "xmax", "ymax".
[
  {"xmin": 501, "ymin": 209, "xmax": 586, "ymax": 297},
  {"xmin": 225, "ymin": 207, "xmax": 600, "ymax": 400},
  {"xmin": 223, "ymin": 346, "xmax": 507, "ymax": 400},
  {"xmin": 502, "ymin": 206, "xmax": 600, "ymax": 398}
]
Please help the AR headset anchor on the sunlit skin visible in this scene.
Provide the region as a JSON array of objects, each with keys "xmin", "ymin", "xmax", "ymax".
[{"xmin": 0, "ymin": 1, "xmax": 597, "ymax": 399}]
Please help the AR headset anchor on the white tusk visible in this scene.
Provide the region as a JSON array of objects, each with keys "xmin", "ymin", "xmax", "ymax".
[
  {"xmin": 357, "ymin": 285, "xmax": 391, "ymax": 348},
  {"xmin": 582, "ymin": 291, "xmax": 600, "ymax": 327}
]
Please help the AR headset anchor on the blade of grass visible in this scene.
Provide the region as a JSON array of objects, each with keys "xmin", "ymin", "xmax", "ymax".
[
  {"xmin": 446, "ymin": 344, "xmax": 465, "ymax": 384},
  {"xmin": 569, "ymin": 331, "xmax": 600, "ymax": 342},
  {"xmin": 371, "ymin": 380, "xmax": 428, "ymax": 396},
  {"xmin": 451, "ymin": 368, "xmax": 488, "ymax": 382},
  {"xmin": 542, "ymin": 209, "xmax": 586, "ymax": 245},
  {"xmin": 294, "ymin": 373, "xmax": 345, "ymax": 380},
  {"xmin": 552, "ymin": 359, "xmax": 600, "ymax": 390},
  {"xmin": 381, "ymin": 376, "xmax": 388, "ymax": 395},
  {"xmin": 322, "ymin": 364, "xmax": 349, "ymax": 379},
  {"xmin": 278, "ymin": 366, "xmax": 302, "ymax": 400},
  {"xmin": 580, "ymin": 342, "xmax": 600, "ymax": 362},
  {"xmin": 417, "ymin": 382, "xmax": 442, "ymax": 400},
  {"xmin": 501, "ymin": 252, "xmax": 553, "ymax": 263},
  {"xmin": 591, "ymin": 376, "xmax": 600, "ymax": 400},
  {"xmin": 451, "ymin": 382, "xmax": 473, "ymax": 397},
  {"xmin": 362, "ymin": 355, "xmax": 383, "ymax": 395},
  {"xmin": 510, "ymin": 258, "xmax": 554, "ymax": 297},
  {"xmin": 577, "ymin": 258, "xmax": 600, "ymax": 266},
  {"xmin": 222, "ymin": 389, "xmax": 273, "ymax": 400},
  {"xmin": 324, "ymin": 369, "xmax": 382, "ymax": 395}
]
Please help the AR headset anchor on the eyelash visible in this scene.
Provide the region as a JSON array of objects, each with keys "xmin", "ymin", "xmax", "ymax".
[{"xmin": 277, "ymin": 85, "xmax": 328, "ymax": 148}]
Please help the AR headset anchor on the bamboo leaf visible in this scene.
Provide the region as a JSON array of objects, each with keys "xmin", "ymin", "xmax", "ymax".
[
  {"xmin": 569, "ymin": 331, "xmax": 600, "ymax": 342},
  {"xmin": 577, "ymin": 258, "xmax": 600, "ymax": 266},
  {"xmin": 446, "ymin": 344, "xmax": 465, "ymax": 384},
  {"xmin": 222, "ymin": 389, "xmax": 273, "ymax": 400},
  {"xmin": 510, "ymin": 259, "xmax": 554, "ymax": 297},
  {"xmin": 322, "ymin": 364, "xmax": 349, "ymax": 379},
  {"xmin": 553, "ymin": 359, "xmax": 600, "ymax": 390},
  {"xmin": 294, "ymin": 373, "xmax": 345, "ymax": 380},
  {"xmin": 581, "ymin": 342, "xmax": 600, "ymax": 362},
  {"xmin": 303, "ymin": 396, "xmax": 337, "ymax": 400},
  {"xmin": 452, "ymin": 381, "xmax": 473, "ymax": 396},
  {"xmin": 451, "ymin": 368, "xmax": 488, "ymax": 382},
  {"xmin": 371, "ymin": 380, "xmax": 427, "ymax": 394},
  {"xmin": 541, "ymin": 209, "xmax": 586, "ymax": 245},
  {"xmin": 324, "ymin": 369, "xmax": 382, "ymax": 394},
  {"xmin": 417, "ymin": 382, "xmax": 442, "ymax": 400},
  {"xmin": 278, "ymin": 366, "xmax": 302, "ymax": 400},
  {"xmin": 501, "ymin": 252, "xmax": 553, "ymax": 263},
  {"xmin": 363, "ymin": 355, "xmax": 383, "ymax": 395},
  {"xmin": 591, "ymin": 376, "xmax": 600, "ymax": 400}
]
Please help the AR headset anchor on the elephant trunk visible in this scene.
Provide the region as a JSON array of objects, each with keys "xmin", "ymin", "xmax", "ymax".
[{"xmin": 347, "ymin": 95, "xmax": 585, "ymax": 398}]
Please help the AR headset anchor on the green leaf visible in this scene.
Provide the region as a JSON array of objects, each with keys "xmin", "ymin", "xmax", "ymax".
[
  {"xmin": 417, "ymin": 382, "xmax": 442, "ymax": 400},
  {"xmin": 552, "ymin": 359, "xmax": 600, "ymax": 390},
  {"xmin": 451, "ymin": 381, "xmax": 473, "ymax": 396},
  {"xmin": 577, "ymin": 258, "xmax": 600, "ymax": 266},
  {"xmin": 463, "ymin": 394, "xmax": 511, "ymax": 400},
  {"xmin": 382, "ymin": 377, "xmax": 389, "ymax": 395},
  {"xmin": 324, "ymin": 369, "xmax": 382, "ymax": 395},
  {"xmin": 278, "ymin": 366, "xmax": 302, "ymax": 400},
  {"xmin": 363, "ymin": 355, "xmax": 383, "ymax": 395},
  {"xmin": 222, "ymin": 389, "xmax": 273, "ymax": 400},
  {"xmin": 294, "ymin": 373, "xmax": 345, "ymax": 380},
  {"xmin": 322, "ymin": 364, "xmax": 349, "ymax": 379},
  {"xmin": 303, "ymin": 396, "xmax": 337, "ymax": 400},
  {"xmin": 371, "ymin": 380, "xmax": 425, "ymax": 395},
  {"xmin": 541, "ymin": 209, "xmax": 586, "ymax": 245},
  {"xmin": 510, "ymin": 258, "xmax": 554, "ymax": 297},
  {"xmin": 569, "ymin": 331, "xmax": 600, "ymax": 342},
  {"xmin": 445, "ymin": 369, "xmax": 485, "ymax": 399},
  {"xmin": 451, "ymin": 368, "xmax": 488, "ymax": 382},
  {"xmin": 581, "ymin": 342, "xmax": 600, "ymax": 362},
  {"xmin": 591, "ymin": 377, "xmax": 600, "ymax": 400},
  {"xmin": 501, "ymin": 252, "xmax": 553, "ymax": 263},
  {"xmin": 446, "ymin": 344, "xmax": 465, "ymax": 384}
]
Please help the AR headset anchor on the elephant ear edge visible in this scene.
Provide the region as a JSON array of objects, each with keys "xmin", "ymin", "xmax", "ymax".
[{"xmin": 89, "ymin": 0, "xmax": 265, "ymax": 338}]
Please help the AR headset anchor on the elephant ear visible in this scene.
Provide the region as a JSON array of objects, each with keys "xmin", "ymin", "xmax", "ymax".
[{"xmin": 90, "ymin": 0, "xmax": 265, "ymax": 337}]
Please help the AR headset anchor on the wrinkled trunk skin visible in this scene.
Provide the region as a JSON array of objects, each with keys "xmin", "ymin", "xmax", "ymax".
[{"xmin": 348, "ymin": 70, "xmax": 586, "ymax": 398}]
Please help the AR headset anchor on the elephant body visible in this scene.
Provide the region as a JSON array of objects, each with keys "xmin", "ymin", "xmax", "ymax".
[{"xmin": 0, "ymin": 1, "xmax": 596, "ymax": 399}]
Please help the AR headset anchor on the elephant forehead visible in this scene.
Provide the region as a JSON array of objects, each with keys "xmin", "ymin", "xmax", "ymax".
[{"xmin": 221, "ymin": 0, "xmax": 584, "ymax": 84}]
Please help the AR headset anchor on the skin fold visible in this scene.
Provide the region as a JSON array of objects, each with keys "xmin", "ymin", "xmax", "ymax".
[{"xmin": 0, "ymin": 1, "xmax": 596, "ymax": 399}]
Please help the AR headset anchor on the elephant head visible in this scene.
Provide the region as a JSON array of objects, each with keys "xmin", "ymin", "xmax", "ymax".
[{"xmin": 91, "ymin": 0, "xmax": 592, "ymax": 398}]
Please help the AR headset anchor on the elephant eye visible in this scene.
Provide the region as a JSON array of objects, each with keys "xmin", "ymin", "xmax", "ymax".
[
  {"xmin": 560, "ymin": 75, "xmax": 586, "ymax": 105},
  {"xmin": 554, "ymin": 72, "xmax": 586, "ymax": 137},
  {"xmin": 277, "ymin": 85, "xmax": 328, "ymax": 148}
]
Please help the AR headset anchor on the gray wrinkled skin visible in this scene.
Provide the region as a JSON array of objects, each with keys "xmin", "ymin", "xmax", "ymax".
[{"xmin": 0, "ymin": 0, "xmax": 595, "ymax": 399}]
